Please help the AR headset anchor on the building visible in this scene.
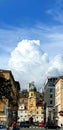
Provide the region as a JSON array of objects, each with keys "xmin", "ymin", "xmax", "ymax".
[
  {"xmin": 44, "ymin": 77, "xmax": 57, "ymax": 123},
  {"xmin": 28, "ymin": 83, "xmax": 44, "ymax": 122},
  {"xmin": 18, "ymin": 90, "xmax": 28, "ymax": 122},
  {"xmin": 55, "ymin": 76, "xmax": 63, "ymax": 127},
  {"xmin": 36, "ymin": 102, "xmax": 44, "ymax": 122},
  {"xmin": 0, "ymin": 97, "xmax": 8, "ymax": 123},
  {"xmin": 18, "ymin": 104, "xmax": 28, "ymax": 122},
  {"xmin": 28, "ymin": 84, "xmax": 37, "ymax": 121},
  {"xmin": 18, "ymin": 83, "xmax": 44, "ymax": 123},
  {"xmin": 0, "ymin": 69, "xmax": 20, "ymax": 125}
]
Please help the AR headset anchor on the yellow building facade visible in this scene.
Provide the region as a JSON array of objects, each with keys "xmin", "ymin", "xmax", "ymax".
[
  {"xmin": 28, "ymin": 84, "xmax": 44, "ymax": 122},
  {"xmin": 28, "ymin": 85, "xmax": 37, "ymax": 116},
  {"xmin": 55, "ymin": 77, "xmax": 63, "ymax": 127}
]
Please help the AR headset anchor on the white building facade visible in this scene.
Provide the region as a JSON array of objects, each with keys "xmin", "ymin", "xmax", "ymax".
[{"xmin": 18, "ymin": 104, "xmax": 29, "ymax": 122}]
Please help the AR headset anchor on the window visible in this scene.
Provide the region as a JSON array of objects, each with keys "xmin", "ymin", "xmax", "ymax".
[
  {"xmin": 50, "ymin": 100, "xmax": 53, "ymax": 104},
  {"xmin": 31, "ymin": 93, "xmax": 33, "ymax": 96},
  {"xmin": 50, "ymin": 94, "xmax": 53, "ymax": 98},
  {"xmin": 37, "ymin": 111, "xmax": 38, "ymax": 114},
  {"xmin": 37, "ymin": 106, "xmax": 38, "ymax": 109},
  {"xmin": 21, "ymin": 106, "xmax": 23, "ymax": 109},
  {"xmin": 41, "ymin": 111, "xmax": 44, "ymax": 114},
  {"xmin": 50, "ymin": 88, "xmax": 53, "ymax": 92}
]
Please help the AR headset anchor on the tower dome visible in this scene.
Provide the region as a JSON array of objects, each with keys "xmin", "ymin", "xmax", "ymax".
[{"xmin": 29, "ymin": 85, "xmax": 37, "ymax": 91}]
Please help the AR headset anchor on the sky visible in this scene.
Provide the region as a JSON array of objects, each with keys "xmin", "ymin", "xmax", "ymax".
[{"xmin": 0, "ymin": 0, "xmax": 63, "ymax": 89}]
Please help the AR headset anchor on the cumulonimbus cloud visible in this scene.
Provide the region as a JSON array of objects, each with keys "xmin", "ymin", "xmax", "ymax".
[{"xmin": 8, "ymin": 39, "xmax": 63, "ymax": 89}]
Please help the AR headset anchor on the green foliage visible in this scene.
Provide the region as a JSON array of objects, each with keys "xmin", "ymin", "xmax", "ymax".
[{"xmin": 0, "ymin": 76, "xmax": 12, "ymax": 99}]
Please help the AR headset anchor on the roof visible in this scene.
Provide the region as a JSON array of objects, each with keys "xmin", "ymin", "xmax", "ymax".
[
  {"xmin": 55, "ymin": 76, "xmax": 63, "ymax": 85},
  {"xmin": 29, "ymin": 85, "xmax": 37, "ymax": 91}
]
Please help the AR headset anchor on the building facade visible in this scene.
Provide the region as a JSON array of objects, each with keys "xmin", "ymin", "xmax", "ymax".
[
  {"xmin": 0, "ymin": 69, "xmax": 20, "ymax": 125},
  {"xmin": 18, "ymin": 90, "xmax": 28, "ymax": 122},
  {"xmin": 44, "ymin": 77, "xmax": 57, "ymax": 123},
  {"xmin": 18, "ymin": 83, "xmax": 44, "ymax": 123},
  {"xmin": 55, "ymin": 76, "xmax": 63, "ymax": 127},
  {"xmin": 18, "ymin": 104, "xmax": 28, "ymax": 122},
  {"xmin": 28, "ymin": 84, "xmax": 44, "ymax": 122}
]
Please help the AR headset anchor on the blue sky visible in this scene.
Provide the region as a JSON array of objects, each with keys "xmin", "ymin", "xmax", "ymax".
[
  {"xmin": 0, "ymin": 0, "xmax": 57, "ymax": 27},
  {"xmin": 0, "ymin": 0, "xmax": 63, "ymax": 88}
]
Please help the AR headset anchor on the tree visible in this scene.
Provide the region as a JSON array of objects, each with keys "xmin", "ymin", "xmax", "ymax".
[{"xmin": 0, "ymin": 76, "xmax": 12, "ymax": 99}]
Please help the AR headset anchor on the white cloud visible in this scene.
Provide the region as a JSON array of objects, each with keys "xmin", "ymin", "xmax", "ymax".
[
  {"xmin": 0, "ymin": 24, "xmax": 63, "ymax": 61},
  {"xmin": 46, "ymin": 54, "xmax": 63, "ymax": 76},
  {"xmin": 8, "ymin": 40, "xmax": 49, "ymax": 88},
  {"xmin": 8, "ymin": 40, "xmax": 63, "ymax": 89},
  {"xmin": 0, "ymin": 24, "xmax": 63, "ymax": 88}
]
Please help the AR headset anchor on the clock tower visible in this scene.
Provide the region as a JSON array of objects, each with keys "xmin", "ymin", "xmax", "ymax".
[{"xmin": 28, "ymin": 84, "xmax": 37, "ymax": 116}]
